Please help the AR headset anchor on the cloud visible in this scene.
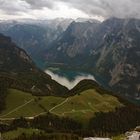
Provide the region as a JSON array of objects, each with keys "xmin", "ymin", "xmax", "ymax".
[
  {"xmin": 57, "ymin": 0, "xmax": 140, "ymax": 19},
  {"xmin": 23, "ymin": 0, "xmax": 55, "ymax": 9},
  {"xmin": 26, "ymin": 3, "xmax": 90, "ymax": 20},
  {"xmin": 0, "ymin": 0, "xmax": 30, "ymax": 15},
  {"xmin": 45, "ymin": 70, "xmax": 95, "ymax": 89},
  {"xmin": 0, "ymin": 0, "xmax": 140, "ymax": 20}
]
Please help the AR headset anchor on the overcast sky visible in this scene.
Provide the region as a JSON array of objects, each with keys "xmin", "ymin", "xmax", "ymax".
[{"xmin": 0, "ymin": 0, "xmax": 140, "ymax": 21}]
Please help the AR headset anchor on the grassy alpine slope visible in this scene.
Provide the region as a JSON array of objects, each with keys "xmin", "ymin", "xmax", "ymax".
[
  {"xmin": 0, "ymin": 89, "xmax": 65, "ymax": 119},
  {"xmin": 1, "ymin": 80, "xmax": 140, "ymax": 139},
  {"xmin": 0, "ymin": 87, "xmax": 124, "ymax": 123}
]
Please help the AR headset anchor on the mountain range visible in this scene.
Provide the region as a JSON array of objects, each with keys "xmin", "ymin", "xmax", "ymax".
[
  {"xmin": 0, "ymin": 18, "xmax": 73, "ymax": 68},
  {"xmin": 0, "ymin": 18, "xmax": 140, "ymax": 100},
  {"xmin": 0, "ymin": 18, "xmax": 140, "ymax": 139},
  {"xmin": 43, "ymin": 18, "xmax": 140, "ymax": 100}
]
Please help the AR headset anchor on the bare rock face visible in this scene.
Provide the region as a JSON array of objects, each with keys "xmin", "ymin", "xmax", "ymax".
[
  {"xmin": 125, "ymin": 131, "xmax": 140, "ymax": 140},
  {"xmin": 44, "ymin": 21, "xmax": 100, "ymax": 64},
  {"xmin": 125, "ymin": 126, "xmax": 140, "ymax": 140},
  {"xmin": 44, "ymin": 18, "xmax": 140, "ymax": 99},
  {"xmin": 135, "ymin": 126, "xmax": 140, "ymax": 132},
  {"xmin": 93, "ymin": 18, "xmax": 140, "ymax": 99}
]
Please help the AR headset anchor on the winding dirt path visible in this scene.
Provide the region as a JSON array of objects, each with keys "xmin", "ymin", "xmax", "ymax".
[
  {"xmin": 0, "ymin": 98, "xmax": 69, "ymax": 120},
  {"xmin": 0, "ymin": 99, "xmax": 34, "ymax": 118},
  {"xmin": 49, "ymin": 98, "xmax": 69, "ymax": 112},
  {"xmin": 0, "ymin": 97, "xmax": 95, "ymax": 120}
]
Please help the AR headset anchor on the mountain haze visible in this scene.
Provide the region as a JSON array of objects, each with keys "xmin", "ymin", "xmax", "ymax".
[
  {"xmin": 0, "ymin": 19, "xmax": 73, "ymax": 68},
  {"xmin": 0, "ymin": 34, "xmax": 68, "ymax": 96},
  {"xmin": 0, "ymin": 17, "xmax": 140, "ymax": 99}
]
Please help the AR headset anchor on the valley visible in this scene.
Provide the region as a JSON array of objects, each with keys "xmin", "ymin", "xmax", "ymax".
[
  {"xmin": 0, "ymin": 8, "xmax": 140, "ymax": 139},
  {"xmin": 1, "ymin": 17, "xmax": 140, "ymax": 100}
]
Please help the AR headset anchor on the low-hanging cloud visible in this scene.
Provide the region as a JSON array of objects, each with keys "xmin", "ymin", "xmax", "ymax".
[
  {"xmin": 0, "ymin": 0, "xmax": 140, "ymax": 20},
  {"xmin": 45, "ymin": 70, "xmax": 95, "ymax": 89}
]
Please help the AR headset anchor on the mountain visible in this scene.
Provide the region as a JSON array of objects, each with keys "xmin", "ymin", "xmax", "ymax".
[
  {"xmin": 0, "ymin": 19, "xmax": 99, "ymax": 69},
  {"xmin": 0, "ymin": 33, "xmax": 68, "ymax": 96},
  {"xmin": 0, "ymin": 19, "xmax": 73, "ymax": 68},
  {"xmin": 89, "ymin": 18, "xmax": 140, "ymax": 99},
  {"xmin": 43, "ymin": 18, "xmax": 140, "ymax": 99},
  {"xmin": 1, "ymin": 18, "xmax": 140, "ymax": 99},
  {"xmin": 16, "ymin": 18, "xmax": 73, "ymax": 30},
  {"xmin": 43, "ymin": 20, "xmax": 100, "ymax": 68},
  {"xmin": 75, "ymin": 18, "xmax": 101, "ymax": 23}
]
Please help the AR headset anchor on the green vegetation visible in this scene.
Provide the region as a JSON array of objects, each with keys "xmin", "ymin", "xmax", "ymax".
[
  {"xmin": 112, "ymin": 134, "xmax": 126, "ymax": 140},
  {"xmin": 0, "ymin": 89, "xmax": 65, "ymax": 118},
  {"xmin": 52, "ymin": 89, "xmax": 123, "ymax": 122},
  {"xmin": 0, "ymin": 88, "xmax": 123, "ymax": 123},
  {"xmin": 1, "ymin": 114, "xmax": 82, "ymax": 140},
  {"xmin": 0, "ymin": 81, "xmax": 8, "ymax": 112},
  {"xmin": 89, "ymin": 105, "xmax": 140, "ymax": 136},
  {"xmin": 0, "ymin": 87, "xmax": 140, "ymax": 138},
  {"xmin": 2, "ymin": 128, "xmax": 44, "ymax": 140},
  {"xmin": 2, "ymin": 128, "xmax": 82, "ymax": 140}
]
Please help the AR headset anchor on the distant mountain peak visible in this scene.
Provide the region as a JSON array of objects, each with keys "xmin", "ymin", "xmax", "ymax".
[{"xmin": 75, "ymin": 18, "xmax": 101, "ymax": 23}]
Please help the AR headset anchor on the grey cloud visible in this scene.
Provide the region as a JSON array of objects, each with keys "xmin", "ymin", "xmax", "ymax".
[
  {"xmin": 0, "ymin": 0, "xmax": 55, "ymax": 16},
  {"xmin": 0, "ymin": 0, "xmax": 30, "ymax": 15},
  {"xmin": 0, "ymin": 0, "xmax": 140, "ymax": 19},
  {"xmin": 100, "ymin": 0, "xmax": 140, "ymax": 18},
  {"xmin": 56, "ymin": 0, "xmax": 140, "ymax": 19},
  {"xmin": 23, "ymin": 0, "xmax": 55, "ymax": 9}
]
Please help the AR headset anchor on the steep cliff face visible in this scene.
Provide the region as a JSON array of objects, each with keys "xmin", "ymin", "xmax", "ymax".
[
  {"xmin": 1, "ymin": 18, "xmax": 139, "ymax": 99},
  {"xmin": 0, "ymin": 23, "xmax": 63, "ymax": 65},
  {"xmin": 44, "ymin": 21, "xmax": 100, "ymax": 67},
  {"xmin": 0, "ymin": 20, "xmax": 71, "ymax": 68},
  {"xmin": 44, "ymin": 18, "xmax": 140, "ymax": 99},
  {"xmin": 92, "ymin": 18, "xmax": 140, "ymax": 98},
  {"xmin": 0, "ymin": 34, "xmax": 68, "ymax": 96}
]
